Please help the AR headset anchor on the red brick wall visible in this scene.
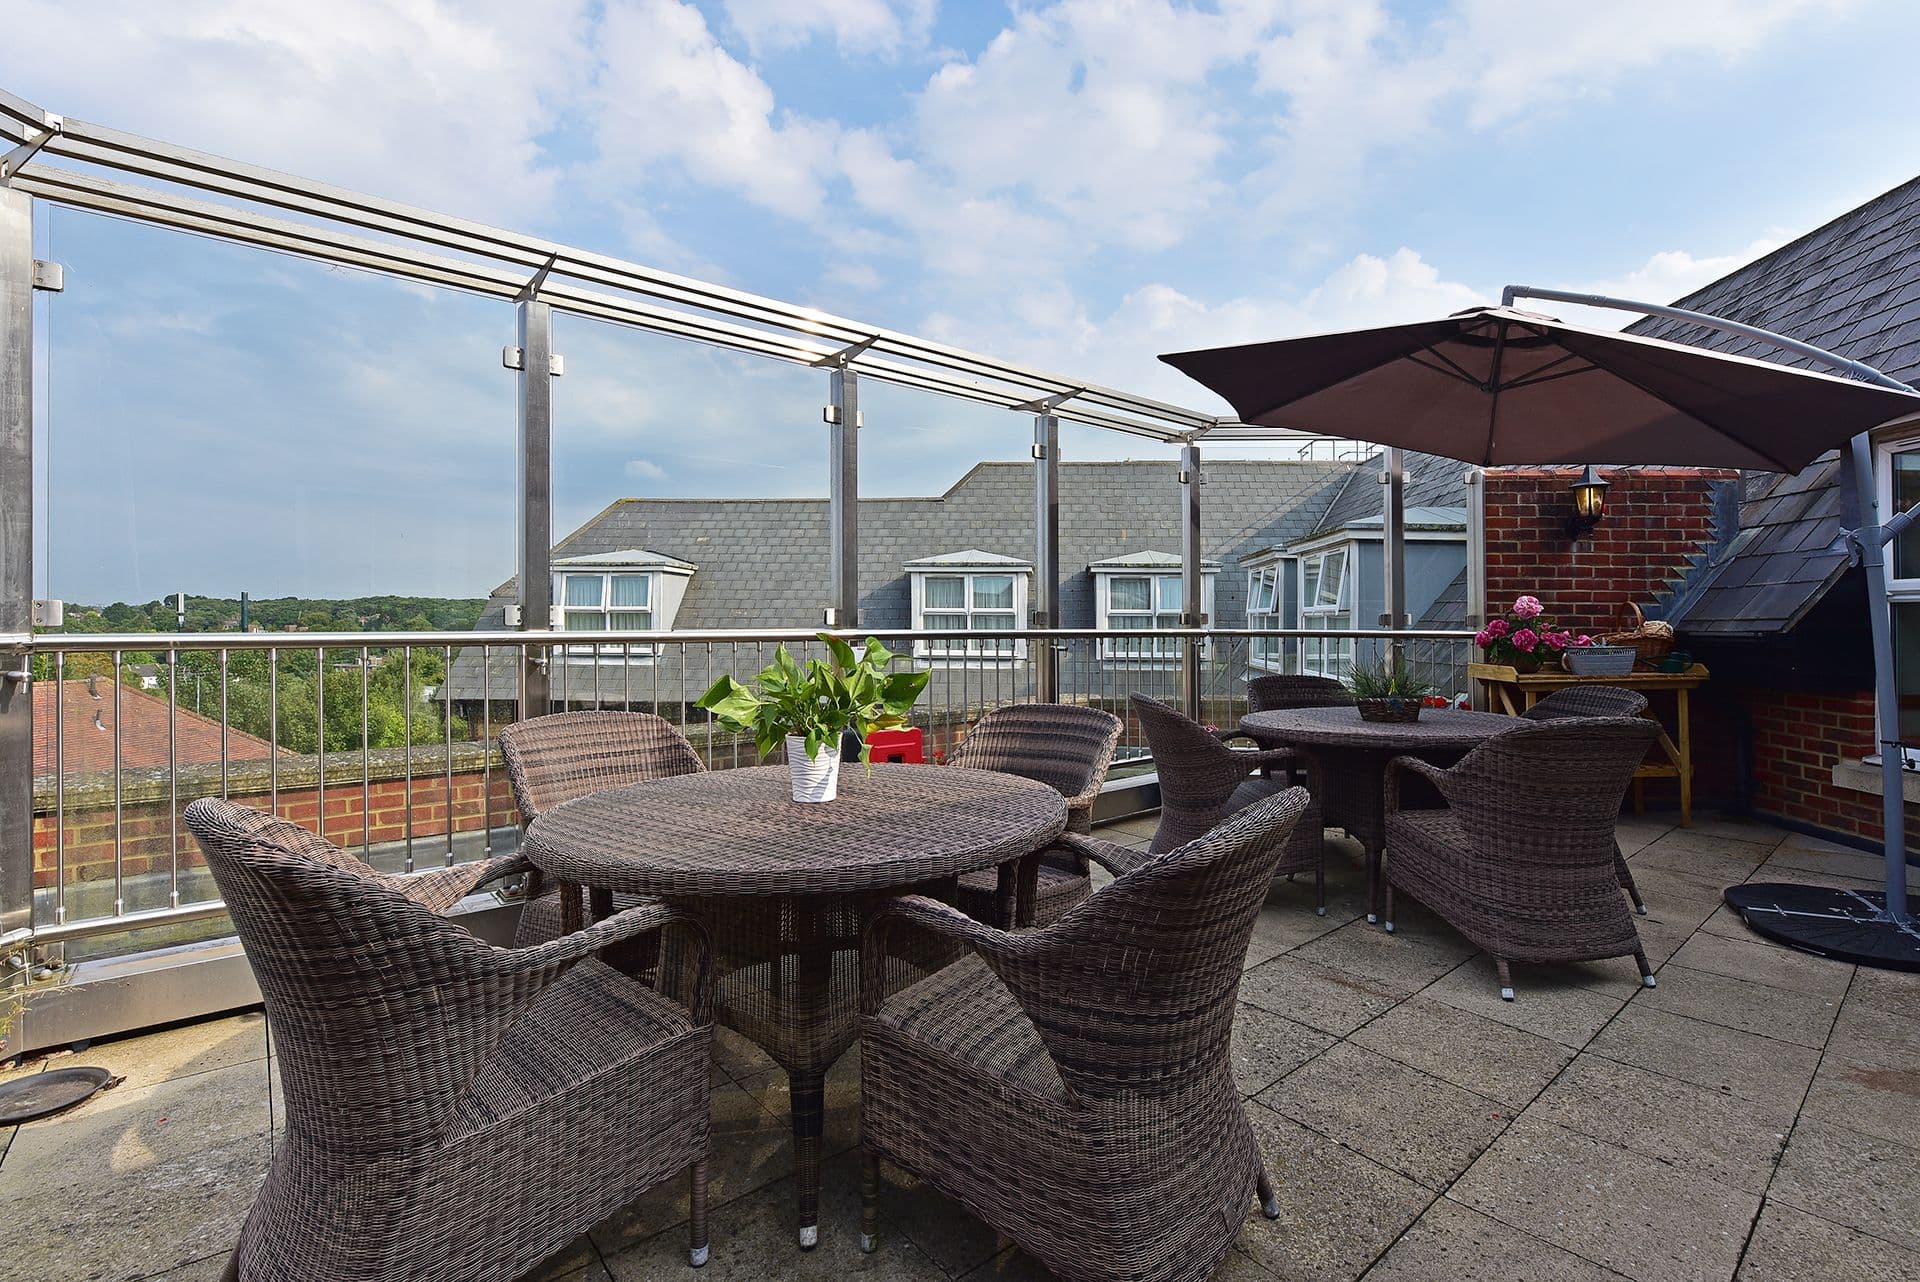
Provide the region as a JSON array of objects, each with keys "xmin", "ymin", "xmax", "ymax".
[
  {"xmin": 1740, "ymin": 686, "xmax": 1920, "ymax": 855},
  {"xmin": 1483, "ymin": 466, "xmax": 1737, "ymax": 634}
]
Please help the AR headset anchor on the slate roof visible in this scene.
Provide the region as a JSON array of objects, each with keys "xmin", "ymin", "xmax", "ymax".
[
  {"xmin": 1305, "ymin": 450, "xmax": 1472, "ymax": 541},
  {"xmin": 1631, "ymin": 175, "xmax": 1920, "ymax": 637},
  {"xmin": 445, "ymin": 458, "xmax": 1353, "ymax": 701}
]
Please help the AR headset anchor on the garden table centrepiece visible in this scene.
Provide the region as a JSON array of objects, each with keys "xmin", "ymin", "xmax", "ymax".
[
  {"xmin": 1239, "ymin": 705, "xmax": 1522, "ymax": 921},
  {"xmin": 521, "ymin": 762, "xmax": 1067, "ymax": 1248}
]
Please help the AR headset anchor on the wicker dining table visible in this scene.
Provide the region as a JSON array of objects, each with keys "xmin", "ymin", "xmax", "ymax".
[
  {"xmin": 521, "ymin": 762, "xmax": 1068, "ymax": 1249},
  {"xmin": 1239, "ymin": 706, "xmax": 1523, "ymax": 921}
]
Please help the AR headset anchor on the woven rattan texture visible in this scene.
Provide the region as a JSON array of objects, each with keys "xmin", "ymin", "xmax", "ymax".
[
  {"xmin": 183, "ymin": 797, "xmax": 712, "ymax": 1282},
  {"xmin": 1382, "ymin": 717, "xmax": 1661, "ymax": 986},
  {"xmin": 1520, "ymin": 685, "xmax": 1654, "ymax": 911},
  {"xmin": 860, "ymin": 788, "xmax": 1312, "ymax": 1282},
  {"xmin": 1246, "ymin": 673, "xmax": 1355, "ymax": 713}
]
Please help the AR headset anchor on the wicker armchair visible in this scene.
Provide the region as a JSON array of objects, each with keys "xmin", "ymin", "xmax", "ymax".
[
  {"xmin": 1247, "ymin": 673, "xmax": 1354, "ymax": 713},
  {"xmin": 500, "ymin": 711, "xmax": 705, "ymax": 944},
  {"xmin": 1520, "ymin": 686, "xmax": 1652, "ymax": 914},
  {"xmin": 1132, "ymin": 694, "xmax": 1326, "ymax": 909},
  {"xmin": 858, "ymin": 789, "xmax": 1312, "ymax": 1282},
  {"xmin": 946, "ymin": 704, "xmax": 1125, "ymax": 926},
  {"xmin": 184, "ymin": 798, "xmax": 714, "ymax": 1281},
  {"xmin": 1381, "ymin": 717, "xmax": 1661, "ymax": 1000}
]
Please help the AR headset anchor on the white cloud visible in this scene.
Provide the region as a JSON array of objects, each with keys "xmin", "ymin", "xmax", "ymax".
[
  {"xmin": 1565, "ymin": 238, "xmax": 1791, "ymax": 326},
  {"xmin": 722, "ymin": 0, "xmax": 935, "ymax": 56},
  {"xmin": 623, "ymin": 458, "xmax": 670, "ymax": 481}
]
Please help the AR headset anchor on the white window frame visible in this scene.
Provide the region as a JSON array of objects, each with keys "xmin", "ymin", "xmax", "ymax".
[
  {"xmin": 552, "ymin": 568, "xmax": 661, "ymax": 659},
  {"xmin": 1246, "ymin": 563, "xmax": 1287, "ymax": 671},
  {"xmin": 1875, "ymin": 432, "xmax": 1920, "ymax": 762},
  {"xmin": 910, "ymin": 570, "xmax": 1028, "ymax": 661},
  {"xmin": 1298, "ymin": 546, "xmax": 1355, "ymax": 679},
  {"xmin": 1096, "ymin": 570, "xmax": 1215, "ymax": 662}
]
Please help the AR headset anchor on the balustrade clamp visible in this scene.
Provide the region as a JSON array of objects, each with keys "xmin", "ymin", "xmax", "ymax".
[
  {"xmin": 821, "ymin": 405, "xmax": 864, "ymax": 427},
  {"xmin": 1010, "ymin": 389, "xmax": 1081, "ymax": 414},
  {"xmin": 501, "ymin": 346, "xmax": 565, "ymax": 375},
  {"xmin": 0, "ymin": 116, "xmax": 61, "ymax": 183},
  {"xmin": 31, "ymin": 260, "xmax": 62, "ymax": 292},
  {"xmin": 514, "ymin": 252, "xmax": 558, "ymax": 303},
  {"xmin": 809, "ymin": 334, "xmax": 879, "ymax": 369}
]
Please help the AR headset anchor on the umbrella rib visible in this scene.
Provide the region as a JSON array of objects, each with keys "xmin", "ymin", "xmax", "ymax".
[
  {"xmin": 1502, "ymin": 362, "xmax": 1604, "ymax": 393},
  {"xmin": 1408, "ymin": 348, "xmax": 1483, "ymax": 387}
]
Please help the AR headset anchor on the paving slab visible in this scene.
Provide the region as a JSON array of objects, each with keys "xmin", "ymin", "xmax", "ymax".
[
  {"xmin": 1763, "ymin": 841, "xmax": 1891, "ymax": 883},
  {"xmin": 523, "ymin": 1236, "xmax": 613, "ymax": 1282},
  {"xmin": 1526, "ymin": 1054, "xmax": 1791, "ymax": 1195},
  {"xmin": 1634, "ymin": 830, "xmax": 1777, "ymax": 880},
  {"xmin": 1347, "ymin": 994, "xmax": 1573, "ymax": 1110},
  {"xmin": 1423, "ymin": 957, "xmax": 1627, "ymax": 1048},
  {"xmin": 1237, "ymin": 955, "xmax": 1401, "ymax": 1038},
  {"xmin": 1636, "ymin": 963, "xmax": 1842, "ymax": 1049},
  {"xmin": 1450, "ymin": 1116, "xmax": 1760, "ymax": 1282},
  {"xmin": 1735, "ymin": 1200, "xmax": 1920, "ymax": 1282},
  {"xmin": 1803, "ymin": 1007, "xmax": 1920, "ymax": 1151},
  {"xmin": 1289, "ymin": 918, "xmax": 1478, "ymax": 999},
  {"xmin": 1230, "ymin": 1003, "xmax": 1338, "ymax": 1098},
  {"xmin": 869, "ymin": 1160, "xmax": 1009, "ymax": 1278},
  {"xmin": 1845, "ymin": 964, "xmax": 1920, "ymax": 1024},
  {"xmin": 1666, "ymin": 929, "xmax": 1855, "ymax": 1000},
  {"xmin": 1235, "ymin": 1103, "xmax": 1433, "ymax": 1282},
  {"xmin": 1244, "ymin": 899, "xmax": 1350, "ymax": 969},
  {"xmin": 42, "ymin": 1011, "xmax": 269, "ymax": 1089},
  {"xmin": 1586, "ymin": 1004, "xmax": 1822, "ymax": 1110},
  {"xmin": 1770, "ymin": 1117, "xmax": 1920, "ymax": 1253},
  {"xmin": 1256, "ymin": 1041, "xmax": 1509, "ymax": 1189},
  {"xmin": 1362, "ymin": 1196, "xmax": 1629, "ymax": 1281}
]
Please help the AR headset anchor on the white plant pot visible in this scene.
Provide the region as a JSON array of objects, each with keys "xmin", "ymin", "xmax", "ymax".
[{"xmin": 786, "ymin": 735, "xmax": 841, "ymax": 803}]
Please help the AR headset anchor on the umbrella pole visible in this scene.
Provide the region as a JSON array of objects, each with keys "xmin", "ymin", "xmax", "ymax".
[{"xmin": 1849, "ymin": 434, "xmax": 1912, "ymax": 925}]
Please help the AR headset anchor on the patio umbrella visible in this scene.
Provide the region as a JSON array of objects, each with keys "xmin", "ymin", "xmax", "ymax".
[
  {"xmin": 1161, "ymin": 305, "xmax": 1919, "ymax": 474},
  {"xmin": 1163, "ymin": 293, "xmax": 1920, "ymax": 971}
]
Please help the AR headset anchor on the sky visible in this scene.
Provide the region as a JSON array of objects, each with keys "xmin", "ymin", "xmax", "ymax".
[{"xmin": 8, "ymin": 0, "xmax": 1920, "ymax": 602}]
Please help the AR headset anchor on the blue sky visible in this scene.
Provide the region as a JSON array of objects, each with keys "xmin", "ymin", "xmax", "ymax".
[{"xmin": 7, "ymin": 0, "xmax": 1920, "ymax": 601}]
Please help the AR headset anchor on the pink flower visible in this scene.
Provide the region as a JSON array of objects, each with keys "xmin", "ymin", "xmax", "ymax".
[
  {"xmin": 1474, "ymin": 629, "xmax": 1493, "ymax": 648},
  {"xmin": 1511, "ymin": 627, "xmax": 1540, "ymax": 653},
  {"xmin": 1512, "ymin": 595, "xmax": 1544, "ymax": 620},
  {"xmin": 1543, "ymin": 630, "xmax": 1570, "ymax": 650},
  {"xmin": 1574, "ymin": 634, "xmax": 1593, "ymax": 647},
  {"xmin": 1486, "ymin": 618, "xmax": 1510, "ymax": 639}
]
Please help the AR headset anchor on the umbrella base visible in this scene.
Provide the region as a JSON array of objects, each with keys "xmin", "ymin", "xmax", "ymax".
[{"xmin": 1724, "ymin": 882, "xmax": 1920, "ymax": 971}]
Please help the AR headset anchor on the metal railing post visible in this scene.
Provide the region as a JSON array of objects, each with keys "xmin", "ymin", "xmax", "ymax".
[
  {"xmin": 1381, "ymin": 447, "xmax": 1407, "ymax": 669},
  {"xmin": 0, "ymin": 186, "xmax": 35, "ymax": 952},
  {"xmin": 1033, "ymin": 412, "xmax": 1060, "ymax": 702},
  {"xmin": 1464, "ymin": 466, "xmax": 1487, "ymax": 628},
  {"xmin": 823, "ymin": 361, "xmax": 861, "ymax": 627},
  {"xmin": 513, "ymin": 292, "xmax": 558, "ymax": 718},
  {"xmin": 1180, "ymin": 443, "xmax": 1204, "ymax": 718}
]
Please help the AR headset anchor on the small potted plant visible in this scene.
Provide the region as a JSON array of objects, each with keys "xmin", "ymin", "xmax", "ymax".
[
  {"xmin": 695, "ymin": 634, "xmax": 929, "ymax": 803},
  {"xmin": 1475, "ymin": 594, "xmax": 1596, "ymax": 674},
  {"xmin": 1346, "ymin": 658, "xmax": 1438, "ymax": 723}
]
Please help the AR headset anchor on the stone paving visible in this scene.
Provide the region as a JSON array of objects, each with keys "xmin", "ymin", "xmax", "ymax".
[{"xmin": 5, "ymin": 812, "xmax": 1920, "ymax": 1281}]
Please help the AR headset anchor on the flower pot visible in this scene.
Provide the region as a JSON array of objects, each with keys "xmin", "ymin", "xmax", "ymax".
[
  {"xmin": 1509, "ymin": 653, "xmax": 1543, "ymax": 674},
  {"xmin": 786, "ymin": 735, "xmax": 841, "ymax": 803},
  {"xmin": 1356, "ymin": 697, "xmax": 1422, "ymax": 724},
  {"xmin": 1563, "ymin": 644, "xmax": 1636, "ymax": 677}
]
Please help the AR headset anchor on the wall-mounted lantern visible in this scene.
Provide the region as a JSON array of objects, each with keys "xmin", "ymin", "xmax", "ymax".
[{"xmin": 1566, "ymin": 465, "xmax": 1609, "ymax": 541}]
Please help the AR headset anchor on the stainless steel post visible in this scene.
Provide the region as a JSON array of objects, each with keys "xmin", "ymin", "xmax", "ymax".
[
  {"xmin": 1180, "ymin": 443, "xmax": 1204, "ymax": 717},
  {"xmin": 515, "ymin": 297, "xmax": 555, "ymax": 717},
  {"xmin": 0, "ymin": 187, "xmax": 33, "ymax": 950},
  {"xmin": 1382, "ymin": 446, "xmax": 1407, "ymax": 668},
  {"xmin": 1851, "ymin": 435, "xmax": 1911, "ymax": 922},
  {"xmin": 827, "ymin": 366, "xmax": 860, "ymax": 627},
  {"xmin": 1464, "ymin": 466, "xmax": 1487, "ymax": 629},
  {"xmin": 1033, "ymin": 413, "xmax": 1060, "ymax": 702}
]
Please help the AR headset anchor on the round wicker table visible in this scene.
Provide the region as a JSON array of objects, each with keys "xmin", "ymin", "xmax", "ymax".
[
  {"xmin": 1240, "ymin": 706, "xmax": 1521, "ymax": 921},
  {"xmin": 522, "ymin": 763, "xmax": 1068, "ymax": 1248}
]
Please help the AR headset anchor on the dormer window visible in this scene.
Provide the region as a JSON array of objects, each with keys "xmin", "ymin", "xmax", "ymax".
[
  {"xmin": 1091, "ymin": 553, "xmax": 1217, "ymax": 661},
  {"xmin": 550, "ymin": 550, "xmax": 695, "ymax": 659},
  {"xmin": 905, "ymin": 551, "xmax": 1031, "ymax": 660}
]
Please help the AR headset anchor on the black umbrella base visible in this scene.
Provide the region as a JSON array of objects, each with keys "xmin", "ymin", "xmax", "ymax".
[
  {"xmin": 0, "ymin": 1065, "xmax": 120, "ymax": 1124},
  {"xmin": 1724, "ymin": 882, "xmax": 1920, "ymax": 971}
]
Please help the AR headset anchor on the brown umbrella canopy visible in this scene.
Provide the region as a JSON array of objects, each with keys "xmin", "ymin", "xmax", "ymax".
[{"xmin": 1160, "ymin": 306, "xmax": 1920, "ymax": 472}]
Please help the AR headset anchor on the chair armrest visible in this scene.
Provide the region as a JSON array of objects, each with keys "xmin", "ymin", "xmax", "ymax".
[
  {"xmin": 861, "ymin": 894, "xmax": 1029, "ymax": 1015},
  {"xmin": 1052, "ymin": 832, "xmax": 1151, "ymax": 878},
  {"xmin": 395, "ymin": 852, "xmax": 532, "ymax": 913},
  {"xmin": 495, "ymin": 902, "xmax": 714, "ymax": 1024},
  {"xmin": 1237, "ymin": 747, "xmax": 1296, "ymax": 770},
  {"xmin": 1383, "ymin": 755, "xmax": 1450, "ymax": 814}
]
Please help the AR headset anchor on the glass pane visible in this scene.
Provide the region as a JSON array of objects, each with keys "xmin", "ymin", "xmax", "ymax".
[
  {"xmin": 609, "ymin": 574, "xmax": 650, "ymax": 607},
  {"xmin": 974, "ymin": 613, "xmax": 1015, "ymax": 629},
  {"xmin": 609, "ymin": 610, "xmax": 651, "ymax": 631},
  {"xmin": 1250, "ymin": 572, "xmax": 1275, "ymax": 612},
  {"xmin": 924, "ymin": 611, "xmax": 966, "ymax": 631},
  {"xmin": 925, "ymin": 576, "xmax": 966, "ymax": 609},
  {"xmin": 1898, "ymin": 602, "xmax": 1920, "ymax": 744},
  {"xmin": 564, "ymin": 610, "xmax": 604, "ymax": 631},
  {"xmin": 1155, "ymin": 612, "xmax": 1182, "ymax": 630},
  {"xmin": 1302, "ymin": 558, "xmax": 1322, "ymax": 607},
  {"xmin": 1109, "ymin": 576, "xmax": 1151, "ymax": 611},
  {"xmin": 1896, "ymin": 452, "xmax": 1920, "ymax": 579},
  {"xmin": 1319, "ymin": 551, "xmax": 1346, "ymax": 606},
  {"xmin": 972, "ymin": 574, "xmax": 1014, "ymax": 609},
  {"xmin": 1158, "ymin": 576, "xmax": 1183, "ymax": 611},
  {"xmin": 563, "ymin": 575, "xmax": 604, "ymax": 607}
]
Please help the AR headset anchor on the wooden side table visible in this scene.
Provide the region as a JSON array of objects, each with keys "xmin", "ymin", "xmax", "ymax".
[{"xmin": 1468, "ymin": 662, "xmax": 1709, "ymax": 826}]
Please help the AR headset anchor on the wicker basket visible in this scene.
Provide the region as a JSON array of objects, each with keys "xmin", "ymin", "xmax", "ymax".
[
  {"xmin": 1564, "ymin": 644, "xmax": 1637, "ymax": 677},
  {"xmin": 1356, "ymin": 697, "xmax": 1422, "ymax": 724},
  {"xmin": 1603, "ymin": 603, "xmax": 1675, "ymax": 670}
]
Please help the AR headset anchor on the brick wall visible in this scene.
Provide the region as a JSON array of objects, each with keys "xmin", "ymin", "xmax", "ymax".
[
  {"xmin": 1483, "ymin": 466, "xmax": 1738, "ymax": 633},
  {"xmin": 1736, "ymin": 686, "xmax": 1920, "ymax": 855}
]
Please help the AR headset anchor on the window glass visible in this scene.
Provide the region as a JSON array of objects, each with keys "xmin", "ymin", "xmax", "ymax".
[
  {"xmin": 1302, "ymin": 559, "xmax": 1322, "ymax": 605},
  {"xmin": 1896, "ymin": 602, "xmax": 1920, "ymax": 744},
  {"xmin": 609, "ymin": 609, "xmax": 651, "ymax": 631},
  {"xmin": 1250, "ymin": 570, "xmax": 1275, "ymax": 612},
  {"xmin": 1317, "ymin": 550, "xmax": 1346, "ymax": 606},
  {"xmin": 1158, "ymin": 575, "xmax": 1183, "ymax": 611},
  {"xmin": 972, "ymin": 575, "xmax": 1014, "ymax": 610},
  {"xmin": 925, "ymin": 576, "xmax": 966, "ymax": 610},
  {"xmin": 1895, "ymin": 450, "xmax": 1920, "ymax": 580},
  {"xmin": 563, "ymin": 610, "xmax": 604, "ymax": 631},
  {"xmin": 609, "ymin": 574, "xmax": 650, "ymax": 608},
  {"xmin": 563, "ymin": 574, "xmax": 603, "ymax": 607},
  {"xmin": 1109, "ymin": 576, "xmax": 1151, "ymax": 612}
]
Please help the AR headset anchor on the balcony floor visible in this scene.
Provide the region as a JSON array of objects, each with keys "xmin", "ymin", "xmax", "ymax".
[{"xmin": 5, "ymin": 812, "xmax": 1919, "ymax": 1281}]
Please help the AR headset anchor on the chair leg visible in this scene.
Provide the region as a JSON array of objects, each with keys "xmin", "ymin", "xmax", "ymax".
[
  {"xmin": 860, "ymin": 1150, "xmax": 881, "ymax": 1253},
  {"xmin": 1615, "ymin": 845, "xmax": 1648, "ymax": 915},
  {"xmin": 1255, "ymin": 1166, "xmax": 1281, "ymax": 1219},
  {"xmin": 1382, "ymin": 882, "xmax": 1395, "ymax": 934},
  {"xmin": 220, "ymin": 1244, "xmax": 240, "ymax": 1282},
  {"xmin": 1315, "ymin": 857, "xmax": 1326, "ymax": 917},
  {"xmin": 1495, "ymin": 957, "xmax": 1515, "ymax": 1002},
  {"xmin": 688, "ymin": 1157, "xmax": 710, "ymax": 1267},
  {"xmin": 1633, "ymin": 950, "xmax": 1657, "ymax": 990}
]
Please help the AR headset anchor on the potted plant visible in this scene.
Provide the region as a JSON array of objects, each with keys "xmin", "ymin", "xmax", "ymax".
[
  {"xmin": 1345, "ymin": 658, "xmax": 1438, "ymax": 723},
  {"xmin": 1475, "ymin": 594, "xmax": 1596, "ymax": 674},
  {"xmin": 695, "ymin": 634, "xmax": 930, "ymax": 803}
]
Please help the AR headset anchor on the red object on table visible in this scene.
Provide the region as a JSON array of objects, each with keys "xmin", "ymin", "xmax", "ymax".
[{"xmin": 864, "ymin": 727, "xmax": 925, "ymax": 763}]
